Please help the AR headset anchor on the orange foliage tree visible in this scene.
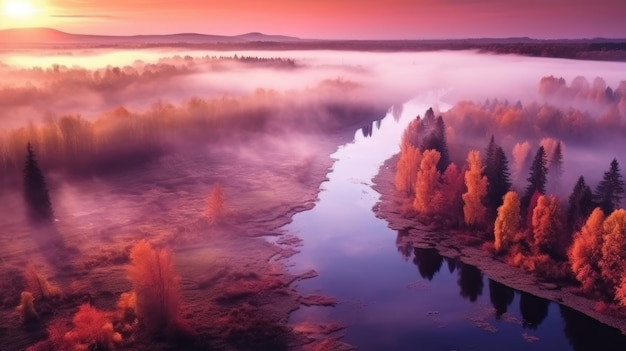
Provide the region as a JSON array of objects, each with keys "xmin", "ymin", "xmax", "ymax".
[
  {"xmin": 413, "ymin": 149, "xmax": 441, "ymax": 215},
  {"xmin": 205, "ymin": 183, "xmax": 226, "ymax": 224},
  {"xmin": 531, "ymin": 195, "xmax": 564, "ymax": 257},
  {"xmin": 494, "ymin": 191, "xmax": 522, "ymax": 254},
  {"xmin": 462, "ymin": 150, "xmax": 488, "ymax": 227},
  {"xmin": 395, "ymin": 143, "xmax": 422, "ymax": 195},
  {"xmin": 127, "ymin": 240, "xmax": 182, "ymax": 333},
  {"xmin": 432, "ymin": 163, "xmax": 465, "ymax": 219},
  {"xmin": 600, "ymin": 209, "xmax": 626, "ymax": 291},
  {"xmin": 68, "ymin": 304, "xmax": 121, "ymax": 351},
  {"xmin": 568, "ymin": 208, "xmax": 606, "ymax": 294}
]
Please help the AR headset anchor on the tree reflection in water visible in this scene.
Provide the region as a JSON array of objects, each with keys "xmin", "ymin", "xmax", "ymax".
[
  {"xmin": 456, "ymin": 262, "xmax": 484, "ymax": 302},
  {"xmin": 488, "ymin": 279, "xmax": 515, "ymax": 318},
  {"xmin": 520, "ymin": 291, "xmax": 550, "ymax": 329},
  {"xmin": 445, "ymin": 257, "xmax": 457, "ymax": 274},
  {"xmin": 560, "ymin": 305, "xmax": 626, "ymax": 351},
  {"xmin": 412, "ymin": 247, "xmax": 443, "ymax": 281},
  {"xmin": 395, "ymin": 230, "xmax": 413, "ymax": 261}
]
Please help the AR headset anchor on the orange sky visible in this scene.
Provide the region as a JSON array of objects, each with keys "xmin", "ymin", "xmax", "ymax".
[{"xmin": 2, "ymin": 0, "xmax": 626, "ymax": 39}]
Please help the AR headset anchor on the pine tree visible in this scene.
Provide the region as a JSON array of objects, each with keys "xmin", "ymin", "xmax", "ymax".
[
  {"xmin": 485, "ymin": 146, "xmax": 512, "ymax": 211},
  {"xmin": 420, "ymin": 115, "xmax": 450, "ymax": 173},
  {"xmin": 521, "ymin": 146, "xmax": 548, "ymax": 213},
  {"xmin": 434, "ymin": 116, "xmax": 450, "ymax": 173},
  {"xmin": 567, "ymin": 176, "xmax": 594, "ymax": 231},
  {"xmin": 594, "ymin": 159, "xmax": 625, "ymax": 215},
  {"xmin": 548, "ymin": 142, "xmax": 564, "ymax": 194},
  {"xmin": 23, "ymin": 143, "xmax": 53, "ymax": 223}
]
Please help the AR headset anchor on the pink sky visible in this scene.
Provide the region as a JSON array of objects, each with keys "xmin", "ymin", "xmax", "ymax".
[{"xmin": 3, "ymin": 0, "xmax": 626, "ymax": 39}]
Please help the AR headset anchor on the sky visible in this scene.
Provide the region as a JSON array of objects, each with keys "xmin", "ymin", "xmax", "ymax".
[{"xmin": 1, "ymin": 0, "xmax": 626, "ymax": 39}]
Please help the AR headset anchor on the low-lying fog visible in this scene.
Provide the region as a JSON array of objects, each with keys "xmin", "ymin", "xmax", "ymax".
[
  {"xmin": 0, "ymin": 48, "xmax": 625, "ymax": 202},
  {"xmin": 1, "ymin": 49, "xmax": 625, "ymax": 121}
]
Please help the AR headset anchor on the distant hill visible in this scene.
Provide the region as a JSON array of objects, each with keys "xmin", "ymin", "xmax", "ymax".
[{"xmin": 0, "ymin": 28, "xmax": 301, "ymax": 45}]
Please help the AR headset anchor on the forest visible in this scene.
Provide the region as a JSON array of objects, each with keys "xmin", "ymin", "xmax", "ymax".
[{"xmin": 393, "ymin": 75, "xmax": 626, "ymax": 316}]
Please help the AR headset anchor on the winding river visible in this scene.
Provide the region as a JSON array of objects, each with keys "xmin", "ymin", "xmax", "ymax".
[{"xmin": 285, "ymin": 94, "xmax": 626, "ymax": 351}]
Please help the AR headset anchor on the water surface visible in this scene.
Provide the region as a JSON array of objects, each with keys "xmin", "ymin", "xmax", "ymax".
[{"xmin": 285, "ymin": 94, "xmax": 626, "ymax": 351}]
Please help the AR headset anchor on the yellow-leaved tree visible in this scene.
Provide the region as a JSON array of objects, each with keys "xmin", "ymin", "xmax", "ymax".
[
  {"xmin": 462, "ymin": 150, "xmax": 488, "ymax": 226},
  {"xmin": 414, "ymin": 149, "xmax": 441, "ymax": 215},
  {"xmin": 494, "ymin": 191, "xmax": 522, "ymax": 253}
]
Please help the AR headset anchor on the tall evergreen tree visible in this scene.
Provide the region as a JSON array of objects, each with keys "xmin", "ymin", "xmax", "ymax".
[
  {"xmin": 521, "ymin": 146, "xmax": 548, "ymax": 213},
  {"xmin": 485, "ymin": 145, "xmax": 512, "ymax": 210},
  {"xmin": 483, "ymin": 135, "xmax": 496, "ymax": 171},
  {"xmin": 23, "ymin": 143, "xmax": 53, "ymax": 223},
  {"xmin": 548, "ymin": 141, "xmax": 564, "ymax": 194},
  {"xmin": 594, "ymin": 158, "xmax": 625, "ymax": 215},
  {"xmin": 421, "ymin": 115, "xmax": 450, "ymax": 173},
  {"xmin": 567, "ymin": 176, "xmax": 594, "ymax": 231}
]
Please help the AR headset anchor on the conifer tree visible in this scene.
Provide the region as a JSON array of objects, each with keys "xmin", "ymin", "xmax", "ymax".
[
  {"xmin": 567, "ymin": 176, "xmax": 594, "ymax": 231},
  {"xmin": 23, "ymin": 143, "xmax": 53, "ymax": 223},
  {"xmin": 522, "ymin": 146, "xmax": 548, "ymax": 213},
  {"xmin": 594, "ymin": 159, "xmax": 625, "ymax": 215},
  {"xmin": 548, "ymin": 142, "xmax": 564, "ymax": 194},
  {"xmin": 484, "ymin": 145, "xmax": 512, "ymax": 211}
]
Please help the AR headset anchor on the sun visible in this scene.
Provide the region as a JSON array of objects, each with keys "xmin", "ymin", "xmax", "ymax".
[{"xmin": 3, "ymin": 0, "xmax": 37, "ymax": 18}]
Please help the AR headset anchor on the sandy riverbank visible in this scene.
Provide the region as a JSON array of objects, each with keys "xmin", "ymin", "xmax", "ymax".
[{"xmin": 372, "ymin": 154, "xmax": 626, "ymax": 335}]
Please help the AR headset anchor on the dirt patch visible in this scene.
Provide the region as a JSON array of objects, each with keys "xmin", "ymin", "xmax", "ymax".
[{"xmin": 373, "ymin": 154, "xmax": 626, "ymax": 334}]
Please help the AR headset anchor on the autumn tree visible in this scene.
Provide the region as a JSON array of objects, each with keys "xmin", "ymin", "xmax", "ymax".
[
  {"xmin": 600, "ymin": 209, "xmax": 626, "ymax": 291},
  {"xmin": 23, "ymin": 143, "xmax": 53, "ymax": 223},
  {"xmin": 414, "ymin": 150, "xmax": 441, "ymax": 215},
  {"xmin": 512, "ymin": 141, "xmax": 531, "ymax": 183},
  {"xmin": 568, "ymin": 208, "xmax": 605, "ymax": 294},
  {"xmin": 462, "ymin": 150, "xmax": 488, "ymax": 227},
  {"xmin": 432, "ymin": 163, "xmax": 464, "ymax": 220},
  {"xmin": 594, "ymin": 159, "xmax": 625, "ymax": 215},
  {"xmin": 205, "ymin": 183, "xmax": 226, "ymax": 224},
  {"xmin": 531, "ymin": 195, "xmax": 564, "ymax": 257},
  {"xmin": 127, "ymin": 240, "xmax": 182, "ymax": 333},
  {"xmin": 567, "ymin": 176, "xmax": 594, "ymax": 231},
  {"xmin": 395, "ymin": 143, "xmax": 421, "ymax": 195},
  {"xmin": 522, "ymin": 146, "xmax": 548, "ymax": 214},
  {"xmin": 547, "ymin": 141, "xmax": 564, "ymax": 195},
  {"xmin": 494, "ymin": 191, "xmax": 522, "ymax": 254}
]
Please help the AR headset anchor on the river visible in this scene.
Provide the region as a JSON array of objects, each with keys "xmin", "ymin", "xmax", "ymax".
[{"xmin": 285, "ymin": 94, "xmax": 626, "ymax": 351}]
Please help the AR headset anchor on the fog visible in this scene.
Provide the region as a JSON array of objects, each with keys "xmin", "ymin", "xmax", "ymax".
[{"xmin": 1, "ymin": 48, "xmax": 625, "ymax": 197}]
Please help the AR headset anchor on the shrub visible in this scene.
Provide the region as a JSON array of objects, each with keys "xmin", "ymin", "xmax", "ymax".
[
  {"xmin": 24, "ymin": 267, "xmax": 62, "ymax": 300},
  {"xmin": 17, "ymin": 291, "xmax": 39, "ymax": 323}
]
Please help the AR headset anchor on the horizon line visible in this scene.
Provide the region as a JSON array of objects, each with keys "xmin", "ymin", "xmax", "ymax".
[{"xmin": 2, "ymin": 27, "xmax": 626, "ymax": 42}]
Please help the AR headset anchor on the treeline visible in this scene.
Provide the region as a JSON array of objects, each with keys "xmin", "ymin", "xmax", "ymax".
[
  {"xmin": 442, "ymin": 76, "xmax": 626, "ymax": 143},
  {"xmin": 0, "ymin": 82, "xmax": 385, "ymax": 178},
  {"xmin": 0, "ymin": 55, "xmax": 298, "ymax": 110},
  {"xmin": 395, "ymin": 107, "xmax": 626, "ymax": 309}
]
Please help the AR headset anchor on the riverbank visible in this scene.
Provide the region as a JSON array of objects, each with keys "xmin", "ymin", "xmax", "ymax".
[{"xmin": 372, "ymin": 154, "xmax": 626, "ymax": 335}]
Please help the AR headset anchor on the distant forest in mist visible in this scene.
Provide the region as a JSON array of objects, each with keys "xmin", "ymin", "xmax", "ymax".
[{"xmin": 0, "ymin": 55, "xmax": 402, "ymax": 183}]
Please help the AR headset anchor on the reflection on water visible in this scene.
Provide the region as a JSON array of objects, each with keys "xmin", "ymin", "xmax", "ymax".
[
  {"xmin": 457, "ymin": 263, "xmax": 484, "ymax": 303},
  {"xmin": 520, "ymin": 292, "xmax": 550, "ymax": 329},
  {"xmin": 413, "ymin": 248, "xmax": 443, "ymax": 281},
  {"xmin": 489, "ymin": 280, "xmax": 515, "ymax": 318},
  {"xmin": 286, "ymin": 95, "xmax": 626, "ymax": 351}
]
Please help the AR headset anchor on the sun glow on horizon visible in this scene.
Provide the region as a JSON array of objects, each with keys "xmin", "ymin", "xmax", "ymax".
[{"xmin": 3, "ymin": 0, "xmax": 36, "ymax": 18}]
